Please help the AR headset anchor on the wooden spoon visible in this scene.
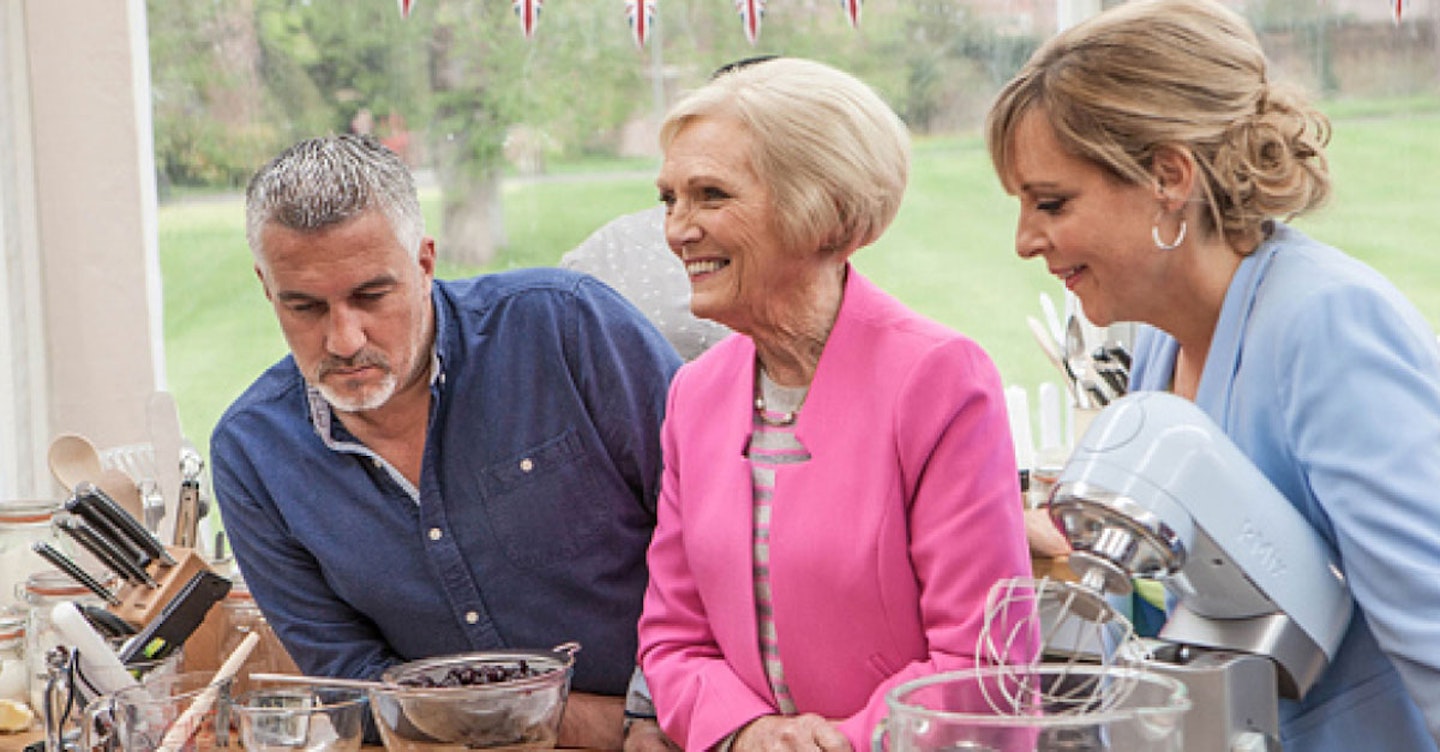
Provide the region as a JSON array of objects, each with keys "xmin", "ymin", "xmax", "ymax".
[
  {"xmin": 95, "ymin": 467, "xmax": 146, "ymax": 524},
  {"xmin": 48, "ymin": 433, "xmax": 104, "ymax": 492}
]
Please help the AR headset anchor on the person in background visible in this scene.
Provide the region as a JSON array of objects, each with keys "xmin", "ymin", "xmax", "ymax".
[
  {"xmin": 212, "ymin": 134, "xmax": 681, "ymax": 749},
  {"xmin": 986, "ymin": 0, "xmax": 1440, "ymax": 748},
  {"xmin": 561, "ymin": 205, "xmax": 731, "ymax": 362},
  {"xmin": 638, "ymin": 56, "xmax": 1033, "ymax": 752}
]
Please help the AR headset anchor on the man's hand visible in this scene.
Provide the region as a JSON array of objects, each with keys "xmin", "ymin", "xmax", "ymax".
[
  {"xmin": 733, "ymin": 714, "xmax": 852, "ymax": 752},
  {"xmin": 623, "ymin": 718, "xmax": 680, "ymax": 752},
  {"xmin": 558, "ymin": 692, "xmax": 625, "ymax": 750}
]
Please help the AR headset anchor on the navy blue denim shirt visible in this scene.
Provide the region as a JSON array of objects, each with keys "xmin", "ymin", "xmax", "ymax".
[{"xmin": 211, "ymin": 269, "xmax": 680, "ymax": 694}]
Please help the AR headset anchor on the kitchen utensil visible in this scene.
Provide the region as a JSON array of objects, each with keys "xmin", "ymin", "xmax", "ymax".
[
  {"xmin": 250, "ymin": 673, "xmax": 388, "ymax": 691},
  {"xmin": 979, "ymin": 575, "xmax": 1145, "ymax": 673},
  {"xmin": 102, "ymin": 443, "xmax": 157, "ymax": 484},
  {"xmin": 1026, "ymin": 392, "xmax": 1354, "ymax": 749},
  {"xmin": 108, "ymin": 548, "xmax": 211, "ymax": 628},
  {"xmin": 872, "ymin": 665, "xmax": 1190, "ymax": 752},
  {"xmin": 96, "ymin": 467, "xmax": 146, "ymax": 525},
  {"xmin": 370, "ymin": 643, "xmax": 580, "ymax": 750},
  {"xmin": 102, "ymin": 443, "xmax": 165, "ymax": 534},
  {"xmin": 1065, "ymin": 316, "xmax": 1105, "ymax": 408},
  {"xmin": 57, "ymin": 516, "xmax": 158, "ymax": 588},
  {"xmin": 102, "ymin": 669, "xmax": 238, "ymax": 752},
  {"xmin": 147, "ymin": 391, "xmax": 185, "ymax": 546},
  {"xmin": 30, "ymin": 541, "xmax": 120, "ymax": 605},
  {"xmin": 1092, "ymin": 346, "xmax": 1129, "ymax": 397},
  {"xmin": 154, "ymin": 633, "xmax": 257, "ymax": 751},
  {"xmin": 174, "ymin": 444, "xmax": 204, "ymax": 549},
  {"xmin": 50, "ymin": 602, "xmax": 139, "ymax": 697},
  {"xmin": 119, "ymin": 570, "xmax": 232, "ymax": 666},
  {"xmin": 70, "ymin": 481, "xmax": 175, "ymax": 567},
  {"xmin": 235, "ymin": 684, "xmax": 368, "ymax": 752},
  {"xmin": 1027, "ymin": 317, "xmax": 1084, "ymax": 407},
  {"xmin": 80, "ymin": 604, "xmax": 137, "ymax": 639},
  {"xmin": 63, "ymin": 498, "xmax": 151, "ymax": 570},
  {"xmin": 48, "ymin": 433, "xmax": 104, "ymax": 492},
  {"xmin": 1039, "ymin": 292, "xmax": 1065, "ymax": 351}
]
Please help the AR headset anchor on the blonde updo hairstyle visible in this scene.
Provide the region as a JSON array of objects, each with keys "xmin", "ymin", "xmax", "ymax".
[
  {"xmin": 986, "ymin": 0, "xmax": 1331, "ymax": 253},
  {"xmin": 659, "ymin": 57, "xmax": 911, "ymax": 256}
]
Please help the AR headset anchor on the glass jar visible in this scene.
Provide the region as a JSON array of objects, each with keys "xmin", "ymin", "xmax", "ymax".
[
  {"xmin": 23, "ymin": 571, "xmax": 104, "ymax": 714},
  {"xmin": 0, "ymin": 613, "xmax": 25, "ymax": 706},
  {"xmin": 0, "ymin": 499, "xmax": 66, "ymax": 613},
  {"xmin": 217, "ymin": 576, "xmax": 298, "ymax": 694}
]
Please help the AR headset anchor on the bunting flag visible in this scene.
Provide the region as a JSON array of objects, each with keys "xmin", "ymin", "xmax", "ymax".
[
  {"xmin": 735, "ymin": 0, "xmax": 765, "ymax": 44},
  {"xmin": 627, "ymin": 0, "xmax": 657, "ymax": 48},
  {"xmin": 397, "ymin": 0, "xmax": 415, "ymax": 18},
  {"xmin": 1393, "ymin": 0, "xmax": 1403, "ymax": 22},
  {"xmin": 839, "ymin": 0, "xmax": 860, "ymax": 28},
  {"xmin": 513, "ymin": 0, "xmax": 543, "ymax": 38}
]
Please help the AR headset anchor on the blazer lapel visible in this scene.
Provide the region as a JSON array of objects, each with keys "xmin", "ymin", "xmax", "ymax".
[{"xmin": 1196, "ymin": 241, "xmax": 1281, "ymax": 429}]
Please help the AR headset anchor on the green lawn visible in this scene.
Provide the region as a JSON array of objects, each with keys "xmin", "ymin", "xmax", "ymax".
[{"xmin": 160, "ymin": 103, "xmax": 1440, "ymax": 456}]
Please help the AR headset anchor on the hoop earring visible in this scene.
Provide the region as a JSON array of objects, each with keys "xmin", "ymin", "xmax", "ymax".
[{"xmin": 1152, "ymin": 212, "xmax": 1188, "ymax": 252}]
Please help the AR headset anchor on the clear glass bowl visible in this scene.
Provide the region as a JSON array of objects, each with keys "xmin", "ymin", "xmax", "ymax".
[
  {"xmin": 371, "ymin": 645, "xmax": 577, "ymax": 751},
  {"xmin": 875, "ymin": 665, "xmax": 1191, "ymax": 752}
]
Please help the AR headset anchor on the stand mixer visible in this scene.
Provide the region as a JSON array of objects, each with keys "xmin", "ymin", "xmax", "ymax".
[{"xmin": 1039, "ymin": 391, "xmax": 1353, "ymax": 751}]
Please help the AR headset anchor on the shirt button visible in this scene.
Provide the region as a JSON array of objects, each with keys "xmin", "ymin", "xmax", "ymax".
[
  {"xmin": 428, "ymin": 528, "xmax": 443, "ymax": 541},
  {"xmin": 372, "ymin": 458, "xmax": 383, "ymax": 468},
  {"xmin": 519, "ymin": 458, "xmax": 534, "ymax": 473},
  {"xmin": 465, "ymin": 611, "xmax": 479, "ymax": 624}
]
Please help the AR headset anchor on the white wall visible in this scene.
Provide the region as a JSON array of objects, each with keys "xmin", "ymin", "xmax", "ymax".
[{"xmin": 0, "ymin": 0, "xmax": 162, "ymax": 499}]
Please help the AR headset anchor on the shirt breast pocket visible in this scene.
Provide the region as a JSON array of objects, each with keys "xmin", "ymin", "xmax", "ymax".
[{"xmin": 478, "ymin": 428, "xmax": 606, "ymax": 568}]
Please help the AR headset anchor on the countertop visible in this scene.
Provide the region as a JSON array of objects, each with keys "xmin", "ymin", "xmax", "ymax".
[{"xmin": 1, "ymin": 728, "xmax": 606, "ymax": 751}]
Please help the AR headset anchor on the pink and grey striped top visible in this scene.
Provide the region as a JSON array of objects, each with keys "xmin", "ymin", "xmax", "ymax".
[{"xmin": 745, "ymin": 373, "xmax": 810, "ymax": 714}]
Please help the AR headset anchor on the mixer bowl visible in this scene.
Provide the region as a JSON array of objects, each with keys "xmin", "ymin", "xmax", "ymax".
[
  {"xmin": 371, "ymin": 645, "xmax": 577, "ymax": 751},
  {"xmin": 874, "ymin": 665, "xmax": 1190, "ymax": 752}
]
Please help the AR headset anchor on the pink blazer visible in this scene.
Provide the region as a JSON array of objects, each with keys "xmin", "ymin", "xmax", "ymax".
[{"xmin": 638, "ymin": 269, "xmax": 1034, "ymax": 751}]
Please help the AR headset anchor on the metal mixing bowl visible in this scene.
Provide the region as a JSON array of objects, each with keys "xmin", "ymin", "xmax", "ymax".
[{"xmin": 370, "ymin": 643, "xmax": 578, "ymax": 751}]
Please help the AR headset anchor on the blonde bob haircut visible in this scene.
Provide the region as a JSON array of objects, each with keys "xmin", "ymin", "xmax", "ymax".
[
  {"xmin": 659, "ymin": 57, "xmax": 910, "ymax": 256},
  {"xmin": 986, "ymin": 0, "xmax": 1331, "ymax": 252}
]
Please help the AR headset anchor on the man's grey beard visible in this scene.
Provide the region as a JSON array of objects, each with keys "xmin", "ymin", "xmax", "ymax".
[{"xmin": 315, "ymin": 370, "xmax": 399, "ymax": 413}]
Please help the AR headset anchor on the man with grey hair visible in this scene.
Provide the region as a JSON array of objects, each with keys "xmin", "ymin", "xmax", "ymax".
[{"xmin": 212, "ymin": 134, "xmax": 680, "ymax": 748}]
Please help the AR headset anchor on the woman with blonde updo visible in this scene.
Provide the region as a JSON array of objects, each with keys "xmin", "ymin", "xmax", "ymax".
[{"xmin": 986, "ymin": 0, "xmax": 1440, "ymax": 749}]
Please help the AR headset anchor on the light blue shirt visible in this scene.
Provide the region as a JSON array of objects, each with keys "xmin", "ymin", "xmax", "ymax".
[{"xmin": 1132, "ymin": 223, "xmax": 1440, "ymax": 751}]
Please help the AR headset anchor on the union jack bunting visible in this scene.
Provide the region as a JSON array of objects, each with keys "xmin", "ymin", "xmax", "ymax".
[
  {"xmin": 840, "ymin": 0, "xmax": 860, "ymax": 28},
  {"xmin": 513, "ymin": 0, "xmax": 542, "ymax": 38},
  {"xmin": 735, "ymin": 0, "xmax": 765, "ymax": 44},
  {"xmin": 1393, "ymin": 0, "xmax": 1403, "ymax": 22},
  {"xmin": 397, "ymin": 0, "xmax": 414, "ymax": 17},
  {"xmin": 627, "ymin": 0, "xmax": 657, "ymax": 48}
]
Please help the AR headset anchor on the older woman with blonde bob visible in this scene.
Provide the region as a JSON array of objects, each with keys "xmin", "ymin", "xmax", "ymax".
[
  {"xmin": 987, "ymin": 0, "xmax": 1440, "ymax": 749},
  {"xmin": 637, "ymin": 57, "xmax": 1033, "ymax": 752}
]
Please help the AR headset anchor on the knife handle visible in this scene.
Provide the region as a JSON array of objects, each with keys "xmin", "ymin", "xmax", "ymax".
[
  {"xmin": 66, "ymin": 498, "xmax": 152, "ymax": 569},
  {"xmin": 59, "ymin": 517, "xmax": 160, "ymax": 589},
  {"xmin": 73, "ymin": 482, "xmax": 176, "ymax": 566},
  {"xmin": 57, "ymin": 516, "xmax": 134, "ymax": 584},
  {"xmin": 31, "ymin": 541, "xmax": 121, "ymax": 605}
]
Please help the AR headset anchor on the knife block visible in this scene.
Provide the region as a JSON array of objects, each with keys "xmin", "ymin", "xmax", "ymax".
[{"xmin": 109, "ymin": 547, "xmax": 208, "ymax": 628}]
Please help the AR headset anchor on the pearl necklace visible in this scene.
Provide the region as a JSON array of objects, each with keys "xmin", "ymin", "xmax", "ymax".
[{"xmin": 753, "ymin": 395, "xmax": 798, "ymax": 427}]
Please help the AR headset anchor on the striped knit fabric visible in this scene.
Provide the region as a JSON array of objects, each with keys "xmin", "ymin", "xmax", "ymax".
[{"xmin": 746, "ymin": 374, "xmax": 809, "ymax": 714}]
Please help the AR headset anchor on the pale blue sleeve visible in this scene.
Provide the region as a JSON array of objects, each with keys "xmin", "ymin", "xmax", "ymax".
[{"xmin": 1275, "ymin": 281, "xmax": 1440, "ymax": 738}]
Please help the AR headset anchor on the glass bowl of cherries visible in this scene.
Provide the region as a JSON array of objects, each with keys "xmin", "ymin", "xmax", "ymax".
[{"xmin": 370, "ymin": 642, "xmax": 579, "ymax": 750}]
